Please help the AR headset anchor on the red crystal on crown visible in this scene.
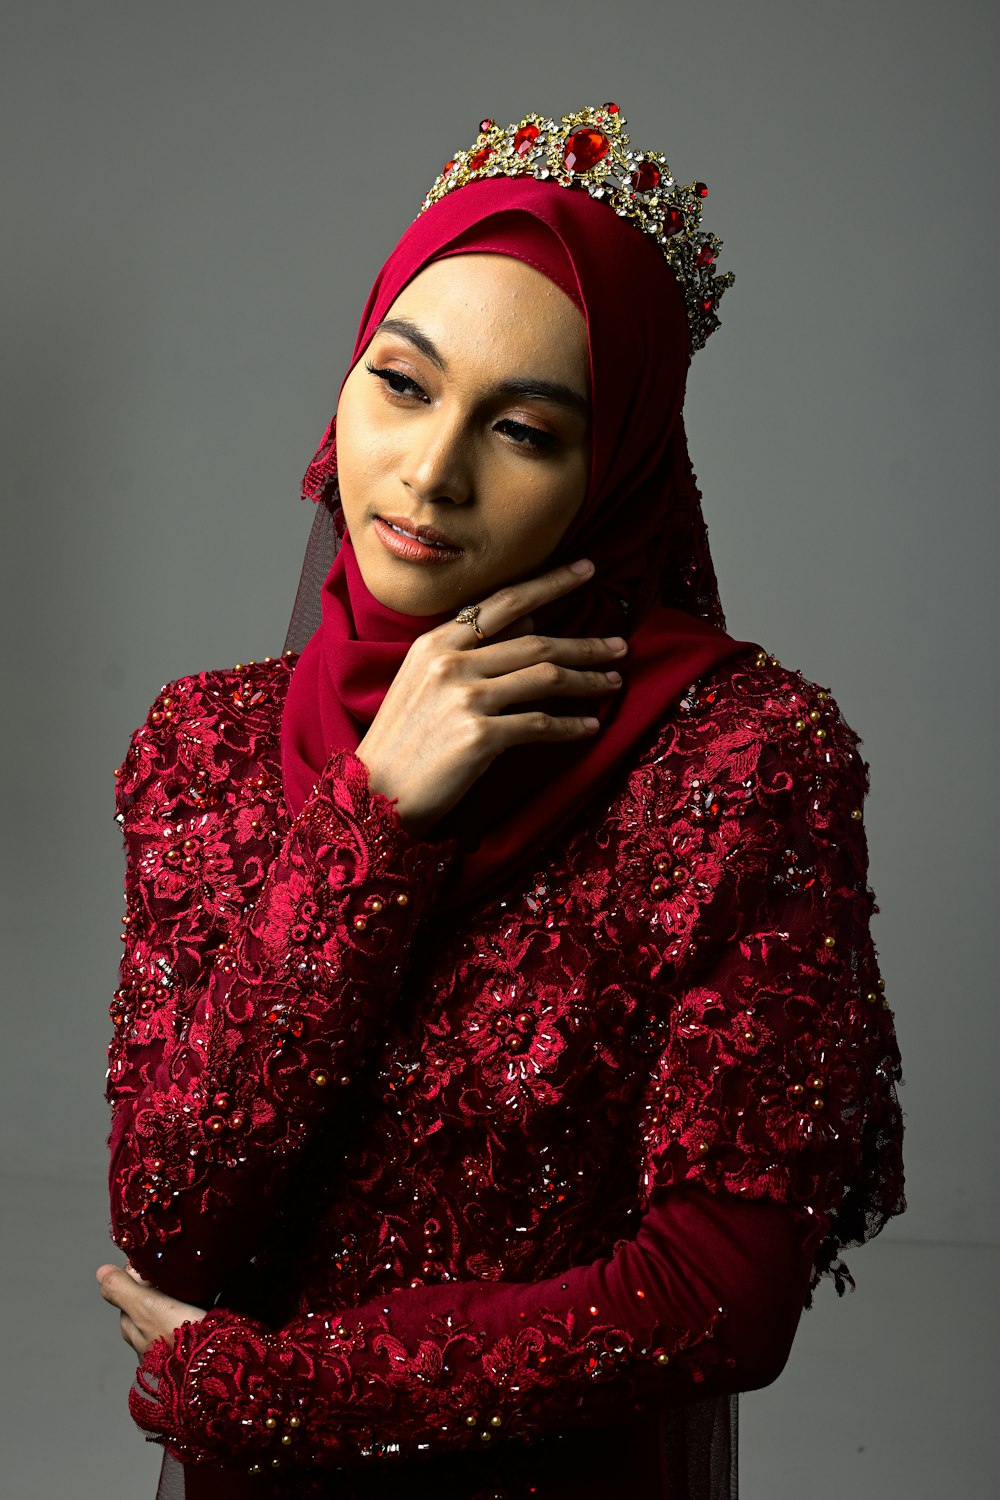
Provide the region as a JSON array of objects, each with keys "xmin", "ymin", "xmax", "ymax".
[
  {"xmin": 630, "ymin": 161, "xmax": 661, "ymax": 194},
  {"xmin": 563, "ymin": 127, "xmax": 609, "ymax": 173},
  {"xmin": 514, "ymin": 122, "xmax": 540, "ymax": 157}
]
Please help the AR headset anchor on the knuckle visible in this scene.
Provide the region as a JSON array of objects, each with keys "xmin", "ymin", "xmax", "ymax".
[
  {"xmin": 490, "ymin": 586, "xmax": 519, "ymax": 615},
  {"xmin": 533, "ymin": 660, "xmax": 562, "ymax": 690},
  {"xmin": 529, "ymin": 711, "xmax": 551, "ymax": 735},
  {"xmin": 523, "ymin": 634, "xmax": 550, "ymax": 658},
  {"xmin": 426, "ymin": 651, "xmax": 455, "ymax": 683}
]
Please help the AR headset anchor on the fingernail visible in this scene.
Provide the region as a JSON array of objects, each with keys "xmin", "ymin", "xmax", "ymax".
[
  {"xmin": 583, "ymin": 716, "xmax": 600, "ymax": 730},
  {"xmin": 605, "ymin": 671, "xmax": 622, "ymax": 685},
  {"xmin": 603, "ymin": 636, "xmax": 626, "ymax": 651},
  {"xmin": 569, "ymin": 559, "xmax": 593, "ymax": 575}
]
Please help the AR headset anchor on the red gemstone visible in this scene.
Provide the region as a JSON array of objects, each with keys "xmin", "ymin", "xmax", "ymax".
[
  {"xmin": 702, "ymin": 297, "xmax": 715, "ymax": 312},
  {"xmin": 479, "ymin": 118, "xmax": 494, "ymax": 133},
  {"xmin": 664, "ymin": 207, "xmax": 685, "ymax": 235},
  {"xmin": 694, "ymin": 181, "xmax": 708, "ymax": 198},
  {"xmin": 695, "ymin": 244, "xmax": 716, "ymax": 266},
  {"xmin": 469, "ymin": 146, "xmax": 493, "ymax": 171},
  {"xmin": 603, "ymin": 101, "xmax": 620, "ymax": 114},
  {"xmin": 563, "ymin": 127, "xmax": 610, "ymax": 173},
  {"xmin": 442, "ymin": 159, "xmax": 455, "ymax": 174},
  {"xmin": 514, "ymin": 122, "xmax": 541, "ymax": 157},
  {"xmin": 630, "ymin": 160, "xmax": 661, "ymax": 193}
]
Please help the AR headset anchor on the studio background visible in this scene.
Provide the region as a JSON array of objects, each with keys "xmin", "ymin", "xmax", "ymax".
[{"xmin": 2, "ymin": 2, "xmax": 996, "ymax": 1495}]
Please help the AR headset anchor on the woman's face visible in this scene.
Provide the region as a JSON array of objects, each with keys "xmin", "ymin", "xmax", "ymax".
[{"xmin": 335, "ymin": 253, "xmax": 591, "ymax": 615}]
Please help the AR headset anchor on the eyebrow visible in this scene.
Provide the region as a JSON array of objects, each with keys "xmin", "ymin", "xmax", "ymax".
[{"xmin": 372, "ymin": 317, "xmax": 590, "ymax": 421}]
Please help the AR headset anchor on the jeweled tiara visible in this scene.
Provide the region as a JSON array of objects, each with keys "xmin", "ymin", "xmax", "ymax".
[{"xmin": 418, "ymin": 104, "xmax": 734, "ymax": 353}]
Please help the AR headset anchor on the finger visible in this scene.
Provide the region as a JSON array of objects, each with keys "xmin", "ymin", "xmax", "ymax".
[
  {"xmin": 449, "ymin": 560, "xmax": 595, "ymax": 645},
  {"xmin": 488, "ymin": 611, "xmax": 535, "ymax": 645},
  {"xmin": 475, "ymin": 662, "xmax": 623, "ymax": 711},
  {"xmin": 491, "ymin": 710, "xmax": 602, "ymax": 751},
  {"xmin": 471, "ymin": 633, "xmax": 628, "ymax": 679},
  {"xmin": 119, "ymin": 1311, "xmax": 145, "ymax": 1356},
  {"xmin": 98, "ymin": 1265, "xmax": 136, "ymax": 1316}
]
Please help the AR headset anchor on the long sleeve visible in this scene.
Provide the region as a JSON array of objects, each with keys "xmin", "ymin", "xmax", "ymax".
[
  {"xmin": 106, "ymin": 668, "xmax": 454, "ymax": 1306},
  {"xmin": 127, "ymin": 1181, "xmax": 814, "ymax": 1477}
]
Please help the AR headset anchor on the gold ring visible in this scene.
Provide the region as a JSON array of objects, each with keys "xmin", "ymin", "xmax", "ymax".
[{"xmin": 455, "ymin": 603, "xmax": 486, "ymax": 641}]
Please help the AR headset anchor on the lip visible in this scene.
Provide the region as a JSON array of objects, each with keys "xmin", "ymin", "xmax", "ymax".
[{"xmin": 372, "ymin": 514, "xmax": 465, "ymax": 565}]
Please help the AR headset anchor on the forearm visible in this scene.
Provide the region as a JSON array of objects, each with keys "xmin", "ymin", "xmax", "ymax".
[{"xmin": 128, "ymin": 1185, "xmax": 813, "ymax": 1473}]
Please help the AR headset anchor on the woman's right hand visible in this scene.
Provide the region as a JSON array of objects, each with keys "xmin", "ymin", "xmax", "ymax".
[{"xmin": 355, "ymin": 559, "xmax": 628, "ymax": 836}]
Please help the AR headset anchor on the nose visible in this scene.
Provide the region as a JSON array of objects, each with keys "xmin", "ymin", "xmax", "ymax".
[{"xmin": 398, "ymin": 408, "xmax": 472, "ymax": 507}]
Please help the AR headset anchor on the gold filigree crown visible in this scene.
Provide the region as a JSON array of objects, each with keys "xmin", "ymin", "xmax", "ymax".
[{"xmin": 418, "ymin": 104, "xmax": 734, "ymax": 353}]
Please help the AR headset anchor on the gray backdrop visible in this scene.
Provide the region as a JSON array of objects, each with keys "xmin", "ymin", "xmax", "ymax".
[{"xmin": 3, "ymin": 1, "xmax": 997, "ymax": 1495}]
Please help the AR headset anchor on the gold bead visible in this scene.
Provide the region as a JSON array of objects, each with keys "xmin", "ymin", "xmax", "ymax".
[
  {"xmin": 396, "ymin": 892, "xmax": 409, "ymax": 906},
  {"xmin": 465, "ymin": 1414, "xmax": 478, "ymax": 1428},
  {"xmin": 490, "ymin": 1414, "xmax": 502, "ymax": 1427},
  {"xmin": 288, "ymin": 1415, "xmax": 301, "ymax": 1428},
  {"xmin": 248, "ymin": 1464, "xmax": 262, "ymax": 1475},
  {"xmin": 370, "ymin": 899, "xmax": 384, "ymax": 913},
  {"xmin": 312, "ymin": 1071, "xmax": 328, "ymax": 1087},
  {"xmin": 264, "ymin": 1416, "xmax": 278, "ymax": 1430},
  {"xmin": 480, "ymin": 1431, "xmax": 492, "ymax": 1442},
  {"xmin": 657, "ymin": 1353, "xmax": 670, "ymax": 1366},
  {"xmin": 865, "ymin": 991, "xmax": 878, "ymax": 1005},
  {"xmin": 823, "ymin": 935, "xmax": 836, "ymax": 948},
  {"xmin": 851, "ymin": 809, "xmax": 863, "ymax": 820},
  {"xmin": 815, "ymin": 727, "xmax": 827, "ymax": 740},
  {"xmin": 353, "ymin": 916, "xmax": 367, "ymax": 931},
  {"xmin": 280, "ymin": 1434, "xmax": 293, "ymax": 1445},
  {"xmin": 817, "ymin": 690, "xmax": 829, "ymax": 700},
  {"xmin": 769, "ymin": 657, "xmax": 781, "ymax": 667},
  {"xmin": 794, "ymin": 718, "xmax": 807, "ymax": 732}
]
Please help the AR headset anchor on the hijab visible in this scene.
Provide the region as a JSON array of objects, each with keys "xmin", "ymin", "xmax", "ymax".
[{"xmin": 280, "ymin": 176, "xmax": 757, "ymax": 906}]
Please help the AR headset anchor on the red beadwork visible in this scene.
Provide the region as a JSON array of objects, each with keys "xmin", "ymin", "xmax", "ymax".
[
  {"xmin": 514, "ymin": 122, "xmax": 541, "ymax": 157},
  {"xmin": 630, "ymin": 161, "xmax": 661, "ymax": 194},
  {"xmin": 563, "ymin": 127, "xmax": 610, "ymax": 173},
  {"xmin": 469, "ymin": 146, "xmax": 493, "ymax": 171},
  {"xmin": 108, "ymin": 650, "xmax": 904, "ymax": 1480},
  {"xmin": 694, "ymin": 181, "xmax": 709, "ymax": 198}
]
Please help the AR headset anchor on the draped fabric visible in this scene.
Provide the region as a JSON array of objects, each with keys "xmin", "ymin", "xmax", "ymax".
[{"xmin": 278, "ymin": 178, "xmax": 755, "ymax": 905}]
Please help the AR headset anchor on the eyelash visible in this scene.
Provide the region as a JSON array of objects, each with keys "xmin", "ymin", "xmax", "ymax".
[{"xmin": 364, "ymin": 360, "xmax": 557, "ymax": 455}]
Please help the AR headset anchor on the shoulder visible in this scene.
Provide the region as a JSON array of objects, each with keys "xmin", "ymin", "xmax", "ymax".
[
  {"xmin": 114, "ymin": 652, "xmax": 297, "ymax": 821},
  {"xmin": 638, "ymin": 646, "xmax": 869, "ymax": 801}
]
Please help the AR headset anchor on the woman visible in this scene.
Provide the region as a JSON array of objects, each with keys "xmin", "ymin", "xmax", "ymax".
[{"xmin": 97, "ymin": 106, "xmax": 906, "ymax": 1500}]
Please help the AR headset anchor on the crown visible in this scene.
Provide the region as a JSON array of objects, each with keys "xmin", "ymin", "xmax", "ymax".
[{"xmin": 418, "ymin": 104, "xmax": 734, "ymax": 353}]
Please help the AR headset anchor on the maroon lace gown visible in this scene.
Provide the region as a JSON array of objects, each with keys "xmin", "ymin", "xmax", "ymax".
[{"xmin": 105, "ymin": 645, "xmax": 905, "ymax": 1498}]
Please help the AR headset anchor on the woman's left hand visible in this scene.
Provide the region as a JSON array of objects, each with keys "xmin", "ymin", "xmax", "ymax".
[{"xmin": 96, "ymin": 1262, "xmax": 208, "ymax": 1358}]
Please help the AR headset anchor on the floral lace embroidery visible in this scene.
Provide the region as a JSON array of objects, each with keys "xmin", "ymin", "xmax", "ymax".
[{"xmin": 107, "ymin": 648, "xmax": 905, "ymax": 1473}]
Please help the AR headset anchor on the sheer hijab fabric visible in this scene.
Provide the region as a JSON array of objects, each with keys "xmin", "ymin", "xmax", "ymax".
[{"xmin": 279, "ymin": 177, "xmax": 757, "ymax": 906}]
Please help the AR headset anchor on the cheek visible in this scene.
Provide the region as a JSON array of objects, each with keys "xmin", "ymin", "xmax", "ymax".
[{"xmin": 334, "ymin": 376, "xmax": 396, "ymax": 500}]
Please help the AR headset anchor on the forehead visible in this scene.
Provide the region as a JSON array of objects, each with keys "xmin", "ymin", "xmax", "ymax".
[{"xmin": 382, "ymin": 253, "xmax": 589, "ymax": 382}]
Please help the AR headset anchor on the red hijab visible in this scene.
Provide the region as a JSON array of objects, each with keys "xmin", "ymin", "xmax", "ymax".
[{"xmin": 280, "ymin": 177, "xmax": 757, "ymax": 906}]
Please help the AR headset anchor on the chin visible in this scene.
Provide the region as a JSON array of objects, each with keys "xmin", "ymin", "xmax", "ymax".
[{"xmin": 359, "ymin": 557, "xmax": 468, "ymax": 618}]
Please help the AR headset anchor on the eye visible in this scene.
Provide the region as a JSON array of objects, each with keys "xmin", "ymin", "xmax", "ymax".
[
  {"xmin": 365, "ymin": 361, "xmax": 428, "ymax": 401},
  {"xmin": 494, "ymin": 418, "xmax": 557, "ymax": 455}
]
